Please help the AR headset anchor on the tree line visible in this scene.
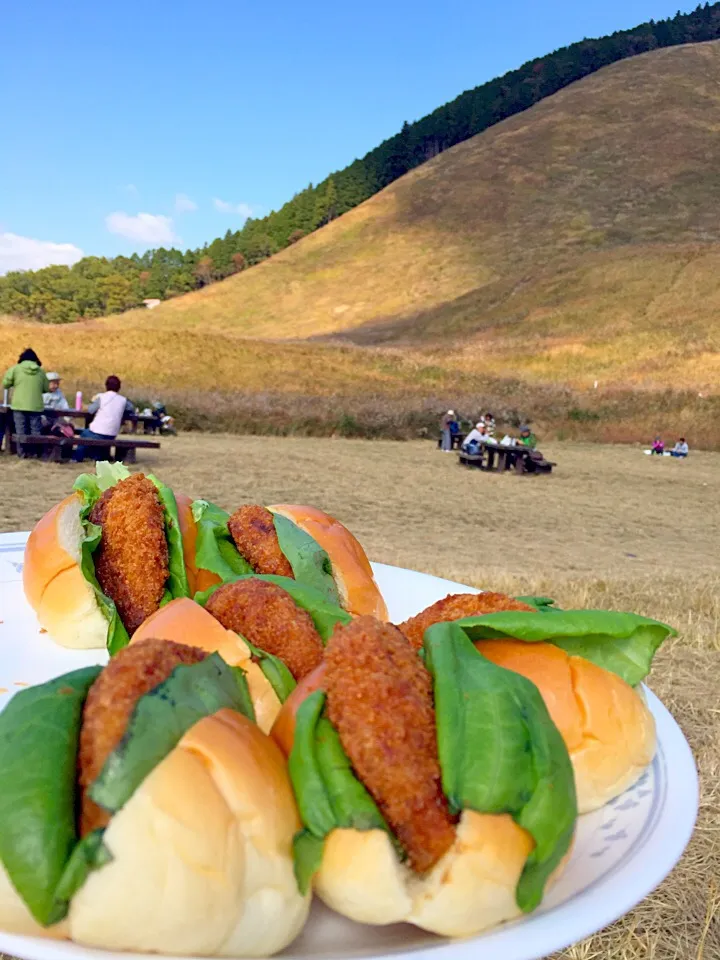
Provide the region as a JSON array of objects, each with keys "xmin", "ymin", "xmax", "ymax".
[{"xmin": 4, "ymin": 3, "xmax": 720, "ymax": 324}]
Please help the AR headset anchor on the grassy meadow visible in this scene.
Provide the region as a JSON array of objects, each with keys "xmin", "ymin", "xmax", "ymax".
[
  {"xmin": 1, "ymin": 435, "xmax": 717, "ymax": 959},
  {"xmin": 1, "ymin": 320, "xmax": 718, "ymax": 447}
]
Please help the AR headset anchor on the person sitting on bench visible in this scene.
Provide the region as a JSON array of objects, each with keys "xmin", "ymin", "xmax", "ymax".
[
  {"xmin": 461, "ymin": 422, "xmax": 488, "ymax": 452},
  {"xmin": 73, "ymin": 375, "xmax": 135, "ymax": 462},
  {"xmin": 518, "ymin": 426, "xmax": 537, "ymax": 448}
]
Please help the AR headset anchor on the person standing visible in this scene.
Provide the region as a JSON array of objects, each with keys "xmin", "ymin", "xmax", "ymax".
[
  {"xmin": 483, "ymin": 412, "xmax": 496, "ymax": 437},
  {"xmin": 440, "ymin": 409, "xmax": 456, "ymax": 452},
  {"xmin": 2, "ymin": 348, "xmax": 49, "ymax": 458},
  {"xmin": 73, "ymin": 375, "xmax": 135, "ymax": 461}
]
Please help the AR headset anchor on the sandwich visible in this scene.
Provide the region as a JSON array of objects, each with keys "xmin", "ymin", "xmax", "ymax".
[
  {"xmin": 397, "ymin": 592, "xmax": 675, "ymax": 812},
  {"xmin": 189, "ymin": 500, "xmax": 387, "ymax": 618},
  {"xmin": 0, "ymin": 638, "xmax": 310, "ymax": 956},
  {"xmin": 270, "ymin": 615, "xmax": 577, "ymax": 937},
  {"xmin": 131, "ymin": 573, "xmax": 352, "ymax": 733},
  {"xmin": 23, "ymin": 463, "xmax": 194, "ymax": 652}
]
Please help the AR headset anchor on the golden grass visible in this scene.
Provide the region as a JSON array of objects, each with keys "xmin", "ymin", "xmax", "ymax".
[
  {"xmin": 0, "ymin": 436, "xmax": 717, "ymax": 958},
  {"xmin": 3, "ymin": 43, "xmax": 720, "ymax": 433},
  {"xmin": 8, "ymin": 42, "xmax": 717, "ymax": 389},
  {"xmin": 2, "ymin": 318, "xmax": 719, "ymax": 446}
]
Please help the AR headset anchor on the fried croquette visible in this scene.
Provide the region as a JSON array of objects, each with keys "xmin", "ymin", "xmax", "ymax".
[
  {"xmin": 397, "ymin": 592, "xmax": 535, "ymax": 649},
  {"xmin": 227, "ymin": 505, "xmax": 294, "ymax": 578},
  {"xmin": 205, "ymin": 578, "xmax": 324, "ymax": 681},
  {"xmin": 78, "ymin": 638, "xmax": 207, "ymax": 835},
  {"xmin": 89, "ymin": 474, "xmax": 169, "ymax": 635},
  {"xmin": 324, "ymin": 616, "xmax": 456, "ymax": 874}
]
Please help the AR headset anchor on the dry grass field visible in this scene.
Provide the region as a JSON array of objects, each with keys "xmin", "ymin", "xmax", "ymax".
[{"xmin": 0, "ymin": 435, "xmax": 717, "ymax": 958}]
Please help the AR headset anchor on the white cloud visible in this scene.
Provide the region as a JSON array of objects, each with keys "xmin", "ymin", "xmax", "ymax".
[
  {"xmin": 174, "ymin": 193, "xmax": 198, "ymax": 213},
  {"xmin": 105, "ymin": 211, "xmax": 179, "ymax": 246},
  {"xmin": 213, "ymin": 198, "xmax": 256, "ymax": 218},
  {"xmin": 123, "ymin": 184, "xmax": 139, "ymax": 195},
  {"xmin": 0, "ymin": 233, "xmax": 84, "ymax": 275}
]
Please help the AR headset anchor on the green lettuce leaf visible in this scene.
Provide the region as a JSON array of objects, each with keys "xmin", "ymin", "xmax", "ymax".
[
  {"xmin": 241, "ymin": 637, "xmax": 297, "ymax": 702},
  {"xmin": 74, "ymin": 463, "xmax": 189, "ymax": 651},
  {"xmin": 424, "ymin": 622, "xmax": 577, "ymax": 913},
  {"xmin": 0, "ymin": 667, "xmax": 102, "ymax": 925},
  {"xmin": 288, "ymin": 690, "xmax": 395, "ymax": 893},
  {"xmin": 515, "ymin": 596, "xmax": 558, "ymax": 610},
  {"xmin": 192, "ymin": 500, "xmax": 254, "ymax": 582},
  {"xmin": 73, "ymin": 461, "xmax": 130, "ymax": 512},
  {"xmin": 79, "ymin": 521, "xmax": 130, "ymax": 655},
  {"xmin": 53, "ymin": 830, "xmax": 112, "ymax": 907},
  {"xmin": 195, "ymin": 574, "xmax": 352, "ymax": 641},
  {"xmin": 292, "ymin": 830, "xmax": 326, "ymax": 897},
  {"xmin": 272, "ymin": 513, "xmax": 340, "ymax": 606},
  {"xmin": 74, "ymin": 462, "xmax": 132, "ymax": 652},
  {"xmin": 454, "ymin": 609, "xmax": 675, "ymax": 686},
  {"xmin": 148, "ymin": 475, "xmax": 190, "ymax": 601},
  {"xmin": 89, "ymin": 654, "xmax": 255, "ymax": 816}
]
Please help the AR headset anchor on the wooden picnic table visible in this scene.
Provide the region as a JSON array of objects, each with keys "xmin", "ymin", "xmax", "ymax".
[
  {"xmin": 457, "ymin": 441, "xmax": 555, "ymax": 475},
  {"xmin": 0, "ymin": 406, "xmax": 158, "ymax": 453},
  {"xmin": 53, "ymin": 409, "xmax": 159, "ymax": 433},
  {"xmin": 11, "ymin": 433, "xmax": 160, "ymax": 464}
]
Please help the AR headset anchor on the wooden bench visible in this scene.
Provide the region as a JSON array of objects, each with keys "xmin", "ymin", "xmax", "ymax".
[{"xmin": 12, "ymin": 434, "xmax": 160, "ymax": 464}]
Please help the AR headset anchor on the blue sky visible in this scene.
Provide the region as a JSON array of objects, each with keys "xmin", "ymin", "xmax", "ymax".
[{"xmin": 0, "ymin": 0, "xmax": 697, "ymax": 272}]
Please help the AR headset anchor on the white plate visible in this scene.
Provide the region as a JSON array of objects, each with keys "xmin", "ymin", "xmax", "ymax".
[{"xmin": 0, "ymin": 531, "xmax": 699, "ymax": 960}]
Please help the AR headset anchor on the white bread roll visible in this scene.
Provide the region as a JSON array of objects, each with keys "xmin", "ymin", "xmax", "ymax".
[
  {"xmin": 23, "ymin": 494, "xmax": 108, "ymax": 649},
  {"xmin": 268, "ymin": 504, "xmax": 388, "ymax": 619},
  {"xmin": 476, "ymin": 640, "xmax": 656, "ymax": 813},
  {"xmin": 0, "ymin": 710, "xmax": 310, "ymax": 956},
  {"xmin": 132, "ymin": 598, "xmax": 282, "ymax": 733},
  {"xmin": 24, "ymin": 491, "xmax": 199, "ymax": 651},
  {"xmin": 314, "ymin": 811, "xmax": 536, "ymax": 937},
  {"xmin": 270, "ymin": 673, "xmax": 570, "ymax": 937}
]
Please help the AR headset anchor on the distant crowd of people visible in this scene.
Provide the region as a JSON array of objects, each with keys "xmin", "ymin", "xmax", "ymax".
[
  {"xmin": 650, "ymin": 436, "xmax": 689, "ymax": 458},
  {"xmin": 2, "ymin": 347, "xmax": 174, "ymax": 460},
  {"xmin": 439, "ymin": 409, "xmax": 537, "ymax": 453}
]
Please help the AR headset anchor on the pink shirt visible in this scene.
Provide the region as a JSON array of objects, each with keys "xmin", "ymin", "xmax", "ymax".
[{"xmin": 89, "ymin": 391, "xmax": 128, "ymax": 436}]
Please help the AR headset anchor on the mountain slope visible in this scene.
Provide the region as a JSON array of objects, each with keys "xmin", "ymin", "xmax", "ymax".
[{"xmin": 96, "ymin": 40, "xmax": 720, "ymax": 391}]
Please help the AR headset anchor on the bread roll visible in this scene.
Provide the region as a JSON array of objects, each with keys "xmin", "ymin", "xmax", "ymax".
[
  {"xmin": 0, "ymin": 711, "xmax": 310, "ymax": 956},
  {"xmin": 313, "ymin": 811, "xmax": 534, "ymax": 937},
  {"xmin": 268, "ymin": 504, "xmax": 387, "ymax": 619},
  {"xmin": 476, "ymin": 639, "xmax": 656, "ymax": 813},
  {"xmin": 23, "ymin": 494, "xmax": 109, "ymax": 649},
  {"xmin": 270, "ymin": 663, "xmax": 570, "ymax": 937},
  {"xmin": 132, "ymin": 599, "xmax": 281, "ymax": 733},
  {"xmin": 270, "ymin": 663, "xmax": 326, "ymax": 756},
  {"xmin": 174, "ymin": 493, "xmax": 221, "ymax": 596}
]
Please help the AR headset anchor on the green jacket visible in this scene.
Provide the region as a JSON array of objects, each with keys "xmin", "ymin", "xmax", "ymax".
[{"xmin": 3, "ymin": 361, "xmax": 50, "ymax": 412}]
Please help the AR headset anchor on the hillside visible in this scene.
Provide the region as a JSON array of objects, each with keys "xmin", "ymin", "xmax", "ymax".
[
  {"xmin": 101, "ymin": 41, "xmax": 720, "ymax": 389},
  {"xmin": 3, "ymin": 42, "xmax": 720, "ymax": 444},
  {"xmin": 4, "ymin": 3, "xmax": 720, "ymax": 322}
]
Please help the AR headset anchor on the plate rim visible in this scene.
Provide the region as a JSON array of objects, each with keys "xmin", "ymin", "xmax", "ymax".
[{"xmin": 0, "ymin": 538, "xmax": 699, "ymax": 960}]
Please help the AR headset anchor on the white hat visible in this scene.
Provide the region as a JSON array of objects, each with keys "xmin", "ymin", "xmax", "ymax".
[
  {"xmin": 476, "ymin": 421, "xmax": 484, "ymax": 429},
  {"xmin": 447, "ymin": 409, "xmax": 455, "ymax": 415},
  {"xmin": 46, "ymin": 372, "xmax": 61, "ymax": 381}
]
